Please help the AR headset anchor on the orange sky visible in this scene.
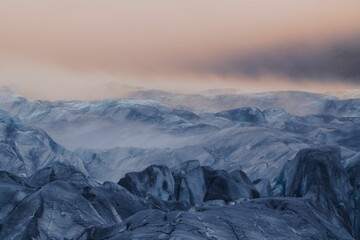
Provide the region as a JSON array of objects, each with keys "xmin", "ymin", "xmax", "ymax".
[{"xmin": 0, "ymin": 0, "xmax": 359, "ymax": 99}]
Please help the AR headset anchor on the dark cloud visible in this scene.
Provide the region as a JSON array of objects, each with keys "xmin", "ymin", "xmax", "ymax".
[{"xmin": 199, "ymin": 37, "xmax": 360, "ymax": 84}]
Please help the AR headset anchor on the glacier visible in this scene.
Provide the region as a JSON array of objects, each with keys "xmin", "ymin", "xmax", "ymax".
[{"xmin": 0, "ymin": 88, "xmax": 359, "ymax": 239}]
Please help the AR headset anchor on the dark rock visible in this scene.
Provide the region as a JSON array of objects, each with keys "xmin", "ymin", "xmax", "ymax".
[
  {"xmin": 172, "ymin": 160, "xmax": 206, "ymax": 206},
  {"xmin": 0, "ymin": 181, "xmax": 106, "ymax": 240},
  {"xmin": 145, "ymin": 195, "xmax": 191, "ymax": 212},
  {"xmin": 230, "ymin": 170, "xmax": 260, "ymax": 199},
  {"xmin": 120, "ymin": 161, "xmax": 260, "ymax": 206},
  {"xmin": 215, "ymin": 107, "xmax": 266, "ymax": 124},
  {"xmin": 0, "ymin": 172, "xmax": 33, "ymax": 223},
  {"xmin": 253, "ymin": 178, "xmax": 272, "ymax": 198},
  {"xmin": 91, "ymin": 198, "xmax": 354, "ymax": 240},
  {"xmin": 204, "ymin": 167, "xmax": 259, "ymax": 202},
  {"xmin": 345, "ymin": 153, "xmax": 360, "ymax": 239},
  {"xmin": 118, "ymin": 165, "xmax": 175, "ymax": 201},
  {"xmin": 274, "ymin": 146, "xmax": 354, "ymax": 236},
  {"xmin": 81, "ymin": 182, "xmax": 148, "ymax": 222},
  {"xmin": 26, "ymin": 162, "xmax": 89, "ymax": 189}
]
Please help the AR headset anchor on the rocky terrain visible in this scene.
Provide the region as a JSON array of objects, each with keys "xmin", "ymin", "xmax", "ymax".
[{"xmin": 0, "ymin": 88, "xmax": 359, "ymax": 239}]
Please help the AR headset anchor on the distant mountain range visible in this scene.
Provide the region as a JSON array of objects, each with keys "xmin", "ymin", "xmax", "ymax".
[{"xmin": 0, "ymin": 87, "xmax": 359, "ymax": 239}]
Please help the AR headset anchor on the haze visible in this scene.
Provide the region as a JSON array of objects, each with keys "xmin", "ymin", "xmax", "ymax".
[{"xmin": 0, "ymin": 0, "xmax": 359, "ymax": 100}]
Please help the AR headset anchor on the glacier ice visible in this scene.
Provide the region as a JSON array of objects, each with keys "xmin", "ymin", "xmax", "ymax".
[{"xmin": 0, "ymin": 88, "xmax": 359, "ymax": 239}]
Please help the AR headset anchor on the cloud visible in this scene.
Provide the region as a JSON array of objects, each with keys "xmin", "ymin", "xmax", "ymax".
[
  {"xmin": 0, "ymin": 0, "xmax": 359, "ymax": 99},
  {"xmin": 1, "ymin": 0, "xmax": 360, "ymax": 76},
  {"xmin": 194, "ymin": 37, "xmax": 360, "ymax": 84}
]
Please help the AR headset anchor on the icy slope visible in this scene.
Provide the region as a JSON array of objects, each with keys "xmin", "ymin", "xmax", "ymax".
[
  {"xmin": 0, "ymin": 88, "xmax": 360, "ymax": 238},
  {"xmin": 118, "ymin": 160, "xmax": 259, "ymax": 205},
  {"xmin": 274, "ymin": 147, "xmax": 354, "ymax": 236},
  {"xmin": 0, "ymin": 88, "xmax": 359, "ymax": 154},
  {"xmin": 0, "ymin": 109, "xmax": 86, "ymax": 177},
  {"xmin": 1, "ymin": 149, "xmax": 359, "ymax": 239},
  {"xmin": 128, "ymin": 89, "xmax": 360, "ymax": 116},
  {"xmin": 76, "ymin": 112, "xmax": 360, "ymax": 183},
  {"xmin": 0, "ymin": 163, "xmax": 148, "ymax": 240},
  {"xmin": 0, "ymin": 90, "xmax": 208, "ymax": 149},
  {"xmin": 99, "ymin": 198, "xmax": 353, "ymax": 240}
]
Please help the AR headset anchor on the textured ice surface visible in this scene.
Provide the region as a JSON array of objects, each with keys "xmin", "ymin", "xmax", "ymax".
[
  {"xmin": 274, "ymin": 147, "xmax": 354, "ymax": 236},
  {"xmin": 1, "ymin": 88, "xmax": 360, "ymax": 151},
  {"xmin": 118, "ymin": 160, "xmax": 259, "ymax": 206},
  {"xmin": 119, "ymin": 165, "xmax": 175, "ymax": 201},
  {"xmin": 0, "ymin": 109, "xmax": 86, "ymax": 177},
  {"xmin": 88, "ymin": 198, "xmax": 354, "ymax": 240},
  {"xmin": 0, "ymin": 164, "xmax": 148, "ymax": 240},
  {"xmin": 0, "ymin": 89, "xmax": 359, "ymax": 239},
  {"xmin": 0, "ymin": 148, "xmax": 358, "ymax": 239},
  {"xmin": 1, "ymin": 155, "xmax": 357, "ymax": 239},
  {"xmin": 345, "ymin": 152, "xmax": 360, "ymax": 239}
]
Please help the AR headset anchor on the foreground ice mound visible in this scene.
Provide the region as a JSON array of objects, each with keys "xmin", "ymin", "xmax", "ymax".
[
  {"xmin": 118, "ymin": 160, "xmax": 259, "ymax": 206},
  {"xmin": 345, "ymin": 153, "xmax": 360, "ymax": 239},
  {"xmin": 0, "ymin": 163, "xmax": 148, "ymax": 240},
  {"xmin": 274, "ymin": 147, "xmax": 355, "ymax": 237},
  {"xmin": 0, "ymin": 148, "xmax": 359, "ymax": 239},
  {"xmin": 89, "ymin": 198, "xmax": 354, "ymax": 240},
  {"xmin": 119, "ymin": 164, "xmax": 175, "ymax": 201}
]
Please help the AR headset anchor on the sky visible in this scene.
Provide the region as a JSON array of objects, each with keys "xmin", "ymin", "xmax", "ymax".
[{"xmin": 0, "ymin": 0, "xmax": 360, "ymax": 100}]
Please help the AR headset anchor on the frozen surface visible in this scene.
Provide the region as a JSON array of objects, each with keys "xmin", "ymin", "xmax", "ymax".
[
  {"xmin": 118, "ymin": 160, "xmax": 259, "ymax": 206},
  {"xmin": 0, "ymin": 88, "xmax": 359, "ymax": 239},
  {"xmin": 93, "ymin": 198, "xmax": 354, "ymax": 240},
  {"xmin": 0, "ymin": 109, "xmax": 86, "ymax": 177},
  {"xmin": 0, "ymin": 154, "xmax": 358, "ymax": 239}
]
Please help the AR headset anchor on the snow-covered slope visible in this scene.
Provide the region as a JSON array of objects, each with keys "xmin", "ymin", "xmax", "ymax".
[
  {"xmin": 0, "ymin": 109, "xmax": 86, "ymax": 177},
  {"xmin": 128, "ymin": 89, "xmax": 360, "ymax": 116},
  {"xmin": 0, "ymin": 89, "xmax": 208, "ymax": 149},
  {"xmin": 0, "ymin": 88, "xmax": 359, "ymax": 153},
  {"xmin": 1, "ymin": 88, "xmax": 360, "ymax": 239},
  {"xmin": 327, "ymin": 89, "xmax": 360, "ymax": 99},
  {"xmin": 75, "ymin": 110, "xmax": 360, "ymax": 183},
  {"xmin": 0, "ymin": 89, "xmax": 359, "ymax": 184}
]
